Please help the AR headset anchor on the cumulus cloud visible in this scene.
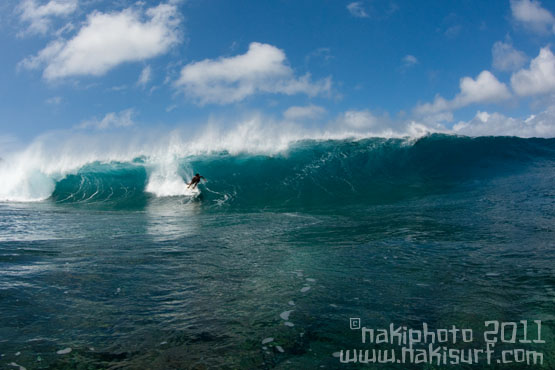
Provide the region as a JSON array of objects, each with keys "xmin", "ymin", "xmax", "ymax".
[
  {"xmin": 492, "ymin": 40, "xmax": 528, "ymax": 72},
  {"xmin": 137, "ymin": 65, "xmax": 152, "ymax": 87},
  {"xmin": 511, "ymin": 46, "xmax": 555, "ymax": 96},
  {"xmin": 415, "ymin": 71, "xmax": 511, "ymax": 115},
  {"xmin": 347, "ymin": 2, "xmax": 369, "ymax": 18},
  {"xmin": 510, "ymin": 0, "xmax": 555, "ymax": 34},
  {"xmin": 77, "ymin": 109, "xmax": 135, "ymax": 130},
  {"xmin": 20, "ymin": 3, "xmax": 181, "ymax": 80},
  {"xmin": 18, "ymin": 0, "xmax": 77, "ymax": 36},
  {"xmin": 283, "ymin": 105, "xmax": 326, "ymax": 120},
  {"xmin": 174, "ymin": 42, "xmax": 331, "ymax": 105},
  {"xmin": 453, "ymin": 108, "xmax": 555, "ymax": 138}
]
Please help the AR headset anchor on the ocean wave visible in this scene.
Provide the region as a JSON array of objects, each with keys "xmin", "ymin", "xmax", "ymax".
[{"xmin": 1, "ymin": 133, "xmax": 553, "ymax": 207}]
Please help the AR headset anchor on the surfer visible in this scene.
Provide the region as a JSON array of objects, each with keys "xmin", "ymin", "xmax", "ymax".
[{"xmin": 188, "ymin": 173, "xmax": 205, "ymax": 189}]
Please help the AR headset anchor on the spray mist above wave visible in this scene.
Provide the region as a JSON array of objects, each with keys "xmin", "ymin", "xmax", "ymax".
[{"xmin": 0, "ymin": 118, "xmax": 434, "ymax": 202}]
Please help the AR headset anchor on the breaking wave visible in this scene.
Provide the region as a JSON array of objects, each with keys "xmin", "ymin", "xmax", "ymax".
[{"xmin": 1, "ymin": 127, "xmax": 553, "ymax": 210}]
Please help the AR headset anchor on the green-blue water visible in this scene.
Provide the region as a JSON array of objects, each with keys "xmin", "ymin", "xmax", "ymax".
[{"xmin": 1, "ymin": 135, "xmax": 554, "ymax": 369}]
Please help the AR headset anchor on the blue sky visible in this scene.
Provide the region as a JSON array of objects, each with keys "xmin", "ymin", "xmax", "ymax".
[{"xmin": 2, "ymin": 0, "xmax": 555, "ymax": 147}]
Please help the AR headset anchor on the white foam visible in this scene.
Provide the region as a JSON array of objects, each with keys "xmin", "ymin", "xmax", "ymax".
[
  {"xmin": 275, "ymin": 345, "xmax": 284, "ymax": 353},
  {"xmin": 284, "ymin": 321, "xmax": 294, "ymax": 327},
  {"xmin": 280, "ymin": 310, "xmax": 293, "ymax": 320},
  {"xmin": 145, "ymin": 156, "xmax": 198, "ymax": 197},
  {"xmin": 8, "ymin": 363, "xmax": 26, "ymax": 370},
  {"xmin": 288, "ymin": 300, "xmax": 295, "ymax": 306},
  {"xmin": 300, "ymin": 286, "xmax": 311, "ymax": 293},
  {"xmin": 56, "ymin": 348, "xmax": 72, "ymax": 355},
  {"xmin": 261, "ymin": 337, "xmax": 273, "ymax": 344}
]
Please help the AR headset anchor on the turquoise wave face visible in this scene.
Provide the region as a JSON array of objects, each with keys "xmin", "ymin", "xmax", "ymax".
[
  {"xmin": 51, "ymin": 161, "xmax": 150, "ymax": 208},
  {"xmin": 49, "ymin": 135, "xmax": 555, "ymax": 209}
]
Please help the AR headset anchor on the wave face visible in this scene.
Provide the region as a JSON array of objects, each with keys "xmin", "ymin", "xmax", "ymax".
[
  {"xmin": 51, "ymin": 161, "xmax": 149, "ymax": 207},
  {"xmin": 2, "ymin": 135, "xmax": 554, "ymax": 209}
]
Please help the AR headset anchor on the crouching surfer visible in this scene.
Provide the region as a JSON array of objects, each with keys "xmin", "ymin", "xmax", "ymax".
[{"xmin": 188, "ymin": 173, "xmax": 205, "ymax": 189}]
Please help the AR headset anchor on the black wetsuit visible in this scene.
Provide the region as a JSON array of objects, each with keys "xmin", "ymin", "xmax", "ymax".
[{"xmin": 189, "ymin": 175, "xmax": 204, "ymax": 188}]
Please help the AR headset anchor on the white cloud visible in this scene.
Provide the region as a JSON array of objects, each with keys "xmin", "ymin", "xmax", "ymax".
[
  {"xmin": 283, "ymin": 105, "xmax": 326, "ymax": 120},
  {"xmin": 402, "ymin": 54, "xmax": 418, "ymax": 68},
  {"xmin": 415, "ymin": 71, "xmax": 511, "ymax": 115},
  {"xmin": 77, "ymin": 109, "xmax": 135, "ymax": 130},
  {"xmin": 456, "ymin": 71, "xmax": 512, "ymax": 105},
  {"xmin": 453, "ymin": 108, "xmax": 555, "ymax": 138},
  {"xmin": 339, "ymin": 110, "xmax": 379, "ymax": 130},
  {"xmin": 18, "ymin": 0, "xmax": 77, "ymax": 36},
  {"xmin": 510, "ymin": 0, "xmax": 555, "ymax": 34},
  {"xmin": 20, "ymin": 3, "xmax": 181, "ymax": 80},
  {"xmin": 174, "ymin": 42, "xmax": 331, "ymax": 105},
  {"xmin": 492, "ymin": 41, "xmax": 528, "ymax": 72},
  {"xmin": 347, "ymin": 2, "xmax": 369, "ymax": 18},
  {"xmin": 137, "ymin": 65, "xmax": 152, "ymax": 87},
  {"xmin": 511, "ymin": 47, "xmax": 555, "ymax": 96}
]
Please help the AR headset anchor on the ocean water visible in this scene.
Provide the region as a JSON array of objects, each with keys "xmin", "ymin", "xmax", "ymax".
[{"xmin": 0, "ymin": 134, "xmax": 554, "ymax": 369}]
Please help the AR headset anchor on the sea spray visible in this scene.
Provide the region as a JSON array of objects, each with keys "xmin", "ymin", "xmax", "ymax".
[{"xmin": 145, "ymin": 156, "xmax": 196, "ymax": 197}]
